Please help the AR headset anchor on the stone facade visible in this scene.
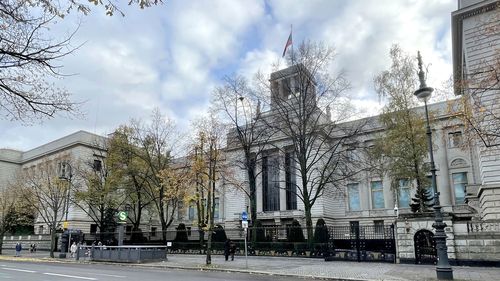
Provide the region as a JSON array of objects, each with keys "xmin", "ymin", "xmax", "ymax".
[
  {"xmin": 0, "ymin": 130, "xmax": 107, "ymax": 234},
  {"xmin": 452, "ymin": 0, "xmax": 500, "ymax": 220}
]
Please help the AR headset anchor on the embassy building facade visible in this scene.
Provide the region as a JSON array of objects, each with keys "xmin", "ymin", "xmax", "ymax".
[{"xmin": 1, "ymin": 0, "xmax": 499, "ymax": 265}]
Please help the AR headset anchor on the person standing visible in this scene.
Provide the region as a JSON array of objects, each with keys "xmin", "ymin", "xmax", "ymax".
[
  {"xmin": 224, "ymin": 239, "xmax": 230, "ymax": 261},
  {"xmin": 15, "ymin": 242, "xmax": 22, "ymax": 257},
  {"xmin": 229, "ymin": 240, "xmax": 236, "ymax": 261},
  {"xmin": 70, "ymin": 242, "xmax": 77, "ymax": 258}
]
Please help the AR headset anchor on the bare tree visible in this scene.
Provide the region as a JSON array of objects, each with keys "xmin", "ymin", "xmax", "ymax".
[
  {"xmin": 190, "ymin": 113, "xmax": 227, "ymax": 265},
  {"xmin": 107, "ymin": 126, "xmax": 152, "ymax": 234},
  {"xmin": 212, "ymin": 75, "xmax": 274, "ymax": 242},
  {"xmin": 0, "ymin": 186, "xmax": 17, "ymax": 254},
  {"xmin": 17, "ymin": 162, "xmax": 69, "ymax": 258},
  {"xmin": 0, "ymin": 0, "xmax": 79, "ymax": 123},
  {"xmin": 72, "ymin": 140, "xmax": 123, "ymax": 242},
  {"xmin": 125, "ymin": 109, "xmax": 183, "ymax": 242},
  {"xmin": 255, "ymin": 41, "xmax": 364, "ymax": 241}
]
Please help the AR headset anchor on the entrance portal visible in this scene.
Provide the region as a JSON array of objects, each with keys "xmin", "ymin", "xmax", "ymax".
[{"xmin": 414, "ymin": 229, "xmax": 437, "ymax": 264}]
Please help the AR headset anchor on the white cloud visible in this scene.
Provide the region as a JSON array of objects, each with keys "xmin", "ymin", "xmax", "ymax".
[{"xmin": 0, "ymin": 0, "xmax": 457, "ymax": 151}]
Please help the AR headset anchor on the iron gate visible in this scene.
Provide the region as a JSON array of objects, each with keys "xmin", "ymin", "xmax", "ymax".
[
  {"xmin": 414, "ymin": 229, "xmax": 436, "ymax": 264},
  {"xmin": 324, "ymin": 224, "xmax": 395, "ymax": 263}
]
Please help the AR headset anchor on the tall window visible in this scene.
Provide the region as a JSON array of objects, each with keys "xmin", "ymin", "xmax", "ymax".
[
  {"xmin": 214, "ymin": 198, "xmax": 220, "ymax": 219},
  {"xmin": 398, "ymin": 179, "xmax": 411, "ymax": 208},
  {"xmin": 93, "ymin": 159, "xmax": 102, "ymax": 171},
  {"xmin": 262, "ymin": 155, "xmax": 280, "ymax": 211},
  {"xmin": 374, "ymin": 220, "xmax": 384, "ymax": 234},
  {"xmin": 348, "ymin": 183, "xmax": 360, "ymax": 211},
  {"xmin": 188, "ymin": 202, "xmax": 196, "ymax": 220},
  {"xmin": 425, "ymin": 176, "xmax": 435, "ymax": 201},
  {"xmin": 285, "ymin": 152, "xmax": 297, "ymax": 210},
  {"xmin": 452, "ymin": 172, "xmax": 467, "ymax": 204},
  {"xmin": 448, "ymin": 131, "xmax": 463, "ymax": 148},
  {"xmin": 177, "ymin": 201, "xmax": 184, "ymax": 221},
  {"xmin": 370, "ymin": 181, "xmax": 384, "ymax": 209}
]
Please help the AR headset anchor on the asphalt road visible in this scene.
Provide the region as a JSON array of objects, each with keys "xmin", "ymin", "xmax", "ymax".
[{"xmin": 0, "ymin": 260, "xmax": 315, "ymax": 281}]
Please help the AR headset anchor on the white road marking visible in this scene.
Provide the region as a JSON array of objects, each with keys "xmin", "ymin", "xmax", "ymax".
[
  {"xmin": 2, "ymin": 268, "xmax": 36, "ymax": 273},
  {"xmin": 91, "ymin": 273, "xmax": 126, "ymax": 278},
  {"xmin": 43, "ymin": 272, "xmax": 97, "ymax": 280}
]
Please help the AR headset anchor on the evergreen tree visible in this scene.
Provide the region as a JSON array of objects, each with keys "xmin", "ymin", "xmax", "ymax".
[{"xmin": 410, "ymin": 187, "xmax": 434, "ymax": 213}]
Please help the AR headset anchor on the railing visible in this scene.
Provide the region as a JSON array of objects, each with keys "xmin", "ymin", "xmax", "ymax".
[
  {"xmin": 467, "ymin": 220, "xmax": 500, "ymax": 233},
  {"xmin": 77, "ymin": 245, "xmax": 167, "ymax": 263}
]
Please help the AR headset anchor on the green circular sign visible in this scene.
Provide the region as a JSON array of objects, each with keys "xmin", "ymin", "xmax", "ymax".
[{"xmin": 118, "ymin": 211, "xmax": 127, "ymax": 221}]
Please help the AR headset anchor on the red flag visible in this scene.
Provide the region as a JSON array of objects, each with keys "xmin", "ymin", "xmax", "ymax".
[{"xmin": 282, "ymin": 31, "xmax": 292, "ymax": 57}]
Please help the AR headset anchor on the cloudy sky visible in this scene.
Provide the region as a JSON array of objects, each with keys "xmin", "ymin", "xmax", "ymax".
[{"xmin": 0, "ymin": 0, "xmax": 457, "ymax": 151}]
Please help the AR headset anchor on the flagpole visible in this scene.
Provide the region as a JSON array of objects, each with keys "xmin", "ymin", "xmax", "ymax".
[{"xmin": 290, "ymin": 24, "xmax": 294, "ymax": 64}]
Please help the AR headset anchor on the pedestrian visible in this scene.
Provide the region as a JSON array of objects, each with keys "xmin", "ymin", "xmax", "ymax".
[
  {"xmin": 33, "ymin": 243, "xmax": 37, "ymax": 252},
  {"xmin": 229, "ymin": 240, "xmax": 236, "ymax": 261},
  {"xmin": 224, "ymin": 239, "xmax": 230, "ymax": 261},
  {"xmin": 29, "ymin": 243, "xmax": 33, "ymax": 253},
  {"xmin": 15, "ymin": 242, "xmax": 22, "ymax": 257},
  {"xmin": 70, "ymin": 242, "xmax": 77, "ymax": 258}
]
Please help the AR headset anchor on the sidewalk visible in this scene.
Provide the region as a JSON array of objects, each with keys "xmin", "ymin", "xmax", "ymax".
[{"xmin": 1, "ymin": 250, "xmax": 499, "ymax": 281}]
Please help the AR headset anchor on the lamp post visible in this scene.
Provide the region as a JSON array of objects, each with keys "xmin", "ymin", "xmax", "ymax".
[
  {"xmin": 60, "ymin": 162, "xmax": 73, "ymax": 225},
  {"xmin": 414, "ymin": 52, "xmax": 453, "ymax": 280}
]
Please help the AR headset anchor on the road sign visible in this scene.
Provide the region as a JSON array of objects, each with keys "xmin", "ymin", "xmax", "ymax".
[
  {"xmin": 241, "ymin": 211, "xmax": 248, "ymax": 221},
  {"xmin": 118, "ymin": 211, "xmax": 128, "ymax": 221},
  {"xmin": 242, "ymin": 221, "xmax": 248, "ymax": 229}
]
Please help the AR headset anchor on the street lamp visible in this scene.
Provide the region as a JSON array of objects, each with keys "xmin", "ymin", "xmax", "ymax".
[
  {"xmin": 59, "ymin": 162, "xmax": 73, "ymax": 225},
  {"xmin": 414, "ymin": 51, "xmax": 453, "ymax": 280}
]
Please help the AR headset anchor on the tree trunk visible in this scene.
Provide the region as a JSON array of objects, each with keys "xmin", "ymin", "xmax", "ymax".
[
  {"xmin": 248, "ymin": 168, "xmax": 257, "ymax": 244},
  {"xmin": 305, "ymin": 207, "xmax": 313, "ymax": 245},
  {"xmin": 0, "ymin": 230, "xmax": 4, "ymax": 255},
  {"xmin": 50, "ymin": 226, "xmax": 56, "ymax": 258}
]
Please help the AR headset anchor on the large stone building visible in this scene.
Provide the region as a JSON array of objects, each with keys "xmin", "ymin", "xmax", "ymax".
[
  {"xmin": 2, "ymin": 0, "xmax": 499, "ymax": 263},
  {"xmin": 452, "ymin": 0, "xmax": 500, "ymax": 220},
  {"xmin": 0, "ymin": 130, "xmax": 107, "ymax": 234}
]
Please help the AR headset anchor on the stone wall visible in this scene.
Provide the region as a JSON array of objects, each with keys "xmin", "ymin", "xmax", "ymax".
[{"xmin": 1, "ymin": 234, "xmax": 52, "ymax": 251}]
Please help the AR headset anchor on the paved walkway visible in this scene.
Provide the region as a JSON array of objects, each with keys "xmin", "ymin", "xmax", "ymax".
[{"xmin": 1, "ymin": 250, "xmax": 499, "ymax": 281}]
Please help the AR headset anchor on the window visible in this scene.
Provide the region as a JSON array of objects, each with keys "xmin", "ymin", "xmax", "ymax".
[
  {"xmin": 90, "ymin": 224, "xmax": 98, "ymax": 234},
  {"xmin": 151, "ymin": 227, "xmax": 157, "ymax": 237},
  {"xmin": 285, "ymin": 152, "xmax": 297, "ymax": 210},
  {"xmin": 448, "ymin": 131, "xmax": 463, "ymax": 148},
  {"xmin": 58, "ymin": 162, "xmax": 72, "ymax": 179},
  {"xmin": 453, "ymin": 172, "xmax": 467, "ymax": 204},
  {"xmin": 425, "ymin": 176, "xmax": 435, "ymax": 201},
  {"xmin": 348, "ymin": 183, "xmax": 360, "ymax": 211},
  {"xmin": 188, "ymin": 203, "xmax": 196, "ymax": 220},
  {"xmin": 262, "ymin": 155, "xmax": 280, "ymax": 212},
  {"xmin": 371, "ymin": 181, "xmax": 384, "ymax": 209},
  {"xmin": 374, "ymin": 220, "xmax": 384, "ymax": 234},
  {"xmin": 38, "ymin": 225, "xmax": 44, "ymax": 235},
  {"xmin": 398, "ymin": 179, "xmax": 411, "ymax": 208},
  {"xmin": 126, "ymin": 225, "xmax": 132, "ymax": 235},
  {"xmin": 93, "ymin": 159, "xmax": 102, "ymax": 171},
  {"xmin": 177, "ymin": 201, "xmax": 184, "ymax": 221},
  {"xmin": 346, "ymin": 144, "xmax": 359, "ymax": 161},
  {"xmin": 214, "ymin": 198, "xmax": 220, "ymax": 219}
]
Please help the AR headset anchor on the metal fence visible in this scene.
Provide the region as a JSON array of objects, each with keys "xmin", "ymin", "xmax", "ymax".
[
  {"xmin": 325, "ymin": 224, "xmax": 396, "ymax": 263},
  {"xmin": 69, "ymin": 224, "xmax": 394, "ymax": 262}
]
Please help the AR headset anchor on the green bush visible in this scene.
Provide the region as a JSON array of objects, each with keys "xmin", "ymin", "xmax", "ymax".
[
  {"xmin": 211, "ymin": 224, "xmax": 227, "ymax": 242},
  {"xmin": 174, "ymin": 223, "xmax": 188, "ymax": 242},
  {"xmin": 313, "ymin": 218, "xmax": 329, "ymax": 243},
  {"xmin": 287, "ymin": 220, "xmax": 305, "ymax": 242}
]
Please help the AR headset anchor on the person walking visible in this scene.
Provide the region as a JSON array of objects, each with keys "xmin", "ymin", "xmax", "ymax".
[
  {"xmin": 15, "ymin": 242, "xmax": 22, "ymax": 257},
  {"xmin": 70, "ymin": 242, "xmax": 77, "ymax": 258},
  {"xmin": 229, "ymin": 240, "xmax": 236, "ymax": 261},
  {"xmin": 224, "ymin": 239, "xmax": 230, "ymax": 261}
]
